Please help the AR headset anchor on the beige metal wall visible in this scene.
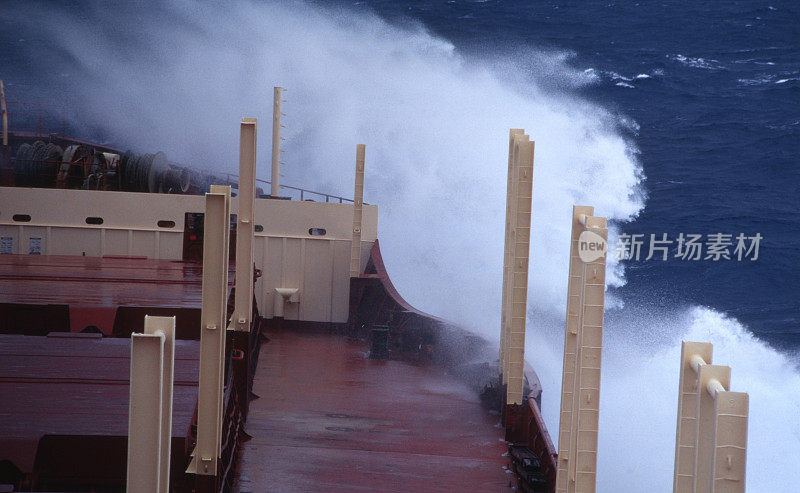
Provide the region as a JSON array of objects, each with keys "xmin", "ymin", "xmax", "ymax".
[
  {"xmin": 0, "ymin": 186, "xmax": 378, "ymax": 323},
  {"xmin": 0, "ymin": 187, "xmax": 196, "ymax": 258}
]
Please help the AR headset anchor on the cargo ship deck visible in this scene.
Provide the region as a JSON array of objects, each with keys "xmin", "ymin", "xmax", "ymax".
[
  {"xmin": 234, "ymin": 328, "xmax": 511, "ymax": 492},
  {"xmin": 0, "ymin": 110, "xmax": 559, "ymax": 491}
]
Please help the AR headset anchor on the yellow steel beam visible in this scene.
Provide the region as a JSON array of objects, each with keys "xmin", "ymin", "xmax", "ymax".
[
  {"xmin": 126, "ymin": 315, "xmax": 175, "ymax": 493},
  {"xmin": 230, "ymin": 118, "xmax": 257, "ymax": 332},
  {"xmin": 505, "ymin": 132, "xmax": 534, "ymax": 405},
  {"xmin": 711, "ymin": 391, "xmax": 748, "ymax": 492},
  {"xmin": 187, "ymin": 186, "xmax": 230, "ymax": 476},
  {"xmin": 674, "ymin": 341, "xmax": 713, "ymax": 492},
  {"xmin": 271, "ymin": 87, "xmax": 283, "ymax": 197},
  {"xmin": 695, "ymin": 364, "xmax": 731, "ymax": 490},
  {"xmin": 500, "ymin": 129, "xmax": 524, "ymax": 384},
  {"xmin": 673, "ymin": 341, "xmax": 748, "ymax": 493},
  {"xmin": 349, "ymin": 144, "xmax": 366, "ymax": 277},
  {"xmin": 557, "ymin": 207, "xmax": 607, "ymax": 493}
]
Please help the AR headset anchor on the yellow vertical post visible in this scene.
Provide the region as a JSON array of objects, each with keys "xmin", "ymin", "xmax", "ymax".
[
  {"xmin": 230, "ymin": 118, "xmax": 257, "ymax": 332},
  {"xmin": 127, "ymin": 332, "xmax": 163, "ymax": 492},
  {"xmin": 149, "ymin": 315, "xmax": 176, "ymax": 493},
  {"xmin": 674, "ymin": 341, "xmax": 713, "ymax": 492},
  {"xmin": 557, "ymin": 207, "xmax": 608, "ymax": 493},
  {"xmin": 673, "ymin": 342, "xmax": 748, "ymax": 493},
  {"xmin": 505, "ymin": 132, "xmax": 534, "ymax": 405},
  {"xmin": 209, "ymin": 185, "xmax": 230, "ymax": 462},
  {"xmin": 186, "ymin": 186, "xmax": 230, "ymax": 476},
  {"xmin": 350, "ymin": 144, "xmax": 366, "ymax": 277},
  {"xmin": 126, "ymin": 315, "xmax": 175, "ymax": 493},
  {"xmin": 500, "ymin": 129, "xmax": 524, "ymax": 385},
  {"xmin": 557, "ymin": 205, "xmax": 593, "ymax": 493},
  {"xmin": 711, "ymin": 391, "xmax": 748, "ymax": 492},
  {"xmin": 270, "ymin": 87, "xmax": 283, "ymax": 197},
  {"xmin": 695, "ymin": 364, "xmax": 731, "ymax": 490},
  {"xmin": 1, "ymin": 80, "xmax": 8, "ymax": 146}
]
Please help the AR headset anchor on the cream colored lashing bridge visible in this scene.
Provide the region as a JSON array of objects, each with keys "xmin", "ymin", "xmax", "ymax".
[
  {"xmin": 497, "ymin": 128, "xmax": 748, "ymax": 493},
  {"xmin": 500, "ymin": 129, "xmax": 534, "ymax": 405},
  {"xmin": 674, "ymin": 342, "xmax": 749, "ymax": 493}
]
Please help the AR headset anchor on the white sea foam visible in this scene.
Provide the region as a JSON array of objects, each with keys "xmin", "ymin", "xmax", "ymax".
[
  {"xmin": 739, "ymin": 73, "xmax": 798, "ymax": 86},
  {"xmin": 738, "ymin": 75, "xmax": 776, "ymax": 86},
  {"xmin": 590, "ymin": 70, "xmax": 657, "ymax": 88},
  {"xmin": 667, "ymin": 54, "xmax": 725, "ymax": 70},
  {"xmin": 607, "ymin": 71, "xmax": 633, "ymax": 82},
  {"xmin": 9, "ymin": 1, "xmax": 799, "ymax": 490},
  {"xmin": 531, "ymin": 306, "xmax": 800, "ymax": 491}
]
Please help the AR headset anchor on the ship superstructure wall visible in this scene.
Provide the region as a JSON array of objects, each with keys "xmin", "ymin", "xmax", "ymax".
[{"xmin": 0, "ymin": 186, "xmax": 378, "ymax": 324}]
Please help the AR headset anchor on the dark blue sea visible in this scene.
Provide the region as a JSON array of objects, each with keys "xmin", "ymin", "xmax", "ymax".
[{"xmin": 2, "ymin": 1, "xmax": 798, "ymax": 489}]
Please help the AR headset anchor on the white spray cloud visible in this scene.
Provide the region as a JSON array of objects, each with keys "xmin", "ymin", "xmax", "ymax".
[
  {"xmin": 9, "ymin": 1, "xmax": 798, "ymax": 490},
  {"xmin": 7, "ymin": 0, "xmax": 644, "ymax": 333}
]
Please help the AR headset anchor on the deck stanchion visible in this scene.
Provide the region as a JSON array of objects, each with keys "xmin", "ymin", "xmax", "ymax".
[
  {"xmin": 231, "ymin": 118, "xmax": 257, "ymax": 333},
  {"xmin": 711, "ymin": 389, "xmax": 748, "ymax": 492},
  {"xmin": 500, "ymin": 129, "xmax": 524, "ymax": 387},
  {"xmin": 126, "ymin": 315, "xmax": 176, "ymax": 493},
  {"xmin": 350, "ymin": 144, "xmax": 366, "ymax": 277},
  {"xmin": 271, "ymin": 87, "xmax": 284, "ymax": 197},
  {"xmin": 674, "ymin": 342, "xmax": 713, "ymax": 492},
  {"xmin": 556, "ymin": 206, "xmax": 607, "ymax": 493},
  {"xmin": 187, "ymin": 185, "xmax": 231, "ymax": 479},
  {"xmin": 673, "ymin": 341, "xmax": 748, "ymax": 493},
  {"xmin": 230, "ymin": 118, "xmax": 257, "ymax": 418},
  {"xmin": 499, "ymin": 130, "xmax": 534, "ymax": 406}
]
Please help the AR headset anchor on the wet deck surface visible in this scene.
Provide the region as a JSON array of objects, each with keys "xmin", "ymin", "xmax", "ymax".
[
  {"xmin": 0, "ymin": 333, "xmax": 199, "ymax": 472},
  {"xmin": 0, "ymin": 254, "xmax": 232, "ymax": 307},
  {"xmin": 235, "ymin": 329, "xmax": 511, "ymax": 492},
  {"xmin": 0, "ymin": 254, "xmax": 234, "ymax": 336}
]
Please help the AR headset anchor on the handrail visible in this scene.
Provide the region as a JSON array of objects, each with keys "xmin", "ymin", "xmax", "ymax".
[
  {"xmin": 219, "ymin": 172, "xmax": 354, "ymax": 203},
  {"xmin": 6, "ymin": 100, "xmax": 67, "ymax": 137}
]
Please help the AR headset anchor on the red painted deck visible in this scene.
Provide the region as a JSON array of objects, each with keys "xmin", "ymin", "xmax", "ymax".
[
  {"xmin": 234, "ymin": 329, "xmax": 513, "ymax": 492},
  {"xmin": 0, "ymin": 254, "xmax": 233, "ymax": 337},
  {"xmin": 0, "ymin": 333, "xmax": 200, "ymax": 483},
  {"xmin": 0, "ymin": 254, "xmax": 214, "ymax": 308}
]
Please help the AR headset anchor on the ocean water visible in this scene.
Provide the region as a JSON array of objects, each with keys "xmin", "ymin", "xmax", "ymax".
[
  {"xmin": 2, "ymin": 1, "xmax": 799, "ymax": 491},
  {"xmin": 346, "ymin": 0, "xmax": 800, "ymax": 350}
]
